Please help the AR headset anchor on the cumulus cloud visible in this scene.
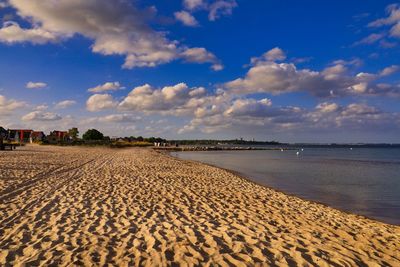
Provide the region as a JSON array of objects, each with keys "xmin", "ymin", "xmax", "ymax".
[
  {"xmin": 0, "ymin": 94, "xmax": 26, "ymax": 114},
  {"xmin": 180, "ymin": 99, "xmax": 400, "ymax": 136},
  {"xmin": 26, "ymin": 81, "xmax": 47, "ymax": 89},
  {"xmin": 22, "ymin": 111, "xmax": 62, "ymax": 121},
  {"xmin": 225, "ymin": 47, "xmax": 400, "ymax": 97},
  {"xmin": 87, "ymin": 78, "xmax": 400, "ymax": 137},
  {"xmin": 86, "ymin": 94, "xmax": 118, "ymax": 112},
  {"xmin": 119, "ymin": 83, "xmax": 206, "ymax": 115},
  {"xmin": 224, "ymin": 98, "xmax": 273, "ymax": 117},
  {"xmin": 249, "ymin": 47, "xmax": 286, "ymax": 66},
  {"xmin": 54, "ymin": 100, "xmax": 76, "ymax": 109},
  {"xmin": 0, "ymin": 21, "xmax": 59, "ymax": 44},
  {"xmin": 226, "ymin": 61, "xmax": 321, "ymax": 95},
  {"xmin": 181, "ymin": 47, "xmax": 223, "ymax": 70},
  {"xmin": 174, "ymin": 11, "xmax": 199, "ymax": 26},
  {"xmin": 88, "ymin": 82, "xmax": 124, "ymax": 93},
  {"xmin": 2, "ymin": 0, "xmax": 221, "ymax": 69}
]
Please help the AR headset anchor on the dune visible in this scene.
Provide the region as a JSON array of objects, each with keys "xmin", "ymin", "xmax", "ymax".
[{"xmin": 0, "ymin": 146, "xmax": 399, "ymax": 266}]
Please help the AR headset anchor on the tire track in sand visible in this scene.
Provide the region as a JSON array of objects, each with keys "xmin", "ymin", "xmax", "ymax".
[{"xmin": 0, "ymin": 153, "xmax": 113, "ymax": 246}]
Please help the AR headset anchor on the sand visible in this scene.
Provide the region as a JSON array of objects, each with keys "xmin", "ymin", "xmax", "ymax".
[{"xmin": 0, "ymin": 146, "xmax": 399, "ymax": 266}]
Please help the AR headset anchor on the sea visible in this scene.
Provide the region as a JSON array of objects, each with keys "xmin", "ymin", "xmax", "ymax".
[{"xmin": 173, "ymin": 147, "xmax": 400, "ymax": 225}]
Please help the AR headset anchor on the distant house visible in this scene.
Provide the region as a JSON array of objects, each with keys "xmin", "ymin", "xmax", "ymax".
[
  {"xmin": 8, "ymin": 129, "xmax": 33, "ymax": 143},
  {"xmin": 47, "ymin": 130, "xmax": 69, "ymax": 143},
  {"xmin": 0, "ymin": 127, "xmax": 7, "ymax": 138},
  {"xmin": 30, "ymin": 131, "xmax": 45, "ymax": 143}
]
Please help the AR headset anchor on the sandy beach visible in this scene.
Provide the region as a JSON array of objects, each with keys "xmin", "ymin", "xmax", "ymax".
[{"xmin": 0, "ymin": 146, "xmax": 399, "ymax": 266}]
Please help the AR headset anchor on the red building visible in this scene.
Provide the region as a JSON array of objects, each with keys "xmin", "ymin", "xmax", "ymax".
[
  {"xmin": 8, "ymin": 129, "xmax": 33, "ymax": 143},
  {"xmin": 30, "ymin": 131, "xmax": 45, "ymax": 143}
]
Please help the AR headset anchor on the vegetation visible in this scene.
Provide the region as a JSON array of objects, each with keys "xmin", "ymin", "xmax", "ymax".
[
  {"xmin": 82, "ymin": 129, "xmax": 104, "ymax": 141},
  {"xmin": 121, "ymin": 136, "xmax": 167, "ymax": 143},
  {"xmin": 68, "ymin": 127, "xmax": 79, "ymax": 140},
  {"xmin": 110, "ymin": 141, "xmax": 153, "ymax": 148}
]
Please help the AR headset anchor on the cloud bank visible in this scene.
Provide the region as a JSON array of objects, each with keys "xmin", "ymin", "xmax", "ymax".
[{"xmin": 0, "ymin": 0, "xmax": 221, "ymax": 69}]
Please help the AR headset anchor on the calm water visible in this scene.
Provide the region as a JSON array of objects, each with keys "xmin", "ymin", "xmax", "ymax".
[{"xmin": 174, "ymin": 148, "xmax": 400, "ymax": 225}]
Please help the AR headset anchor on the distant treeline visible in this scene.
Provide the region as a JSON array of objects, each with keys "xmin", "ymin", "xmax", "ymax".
[
  {"xmin": 168, "ymin": 139, "xmax": 282, "ymax": 145},
  {"xmin": 118, "ymin": 136, "xmax": 167, "ymax": 143}
]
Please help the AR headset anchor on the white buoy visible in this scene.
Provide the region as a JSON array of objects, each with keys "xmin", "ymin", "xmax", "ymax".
[
  {"xmin": 296, "ymin": 151, "xmax": 300, "ymax": 156},
  {"xmin": 350, "ymin": 147, "xmax": 353, "ymax": 150},
  {"xmin": 280, "ymin": 148, "xmax": 284, "ymax": 152},
  {"xmin": 301, "ymin": 148, "xmax": 304, "ymax": 151}
]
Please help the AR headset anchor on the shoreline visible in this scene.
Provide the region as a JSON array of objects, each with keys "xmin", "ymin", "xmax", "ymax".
[
  {"xmin": 1, "ymin": 146, "xmax": 399, "ymax": 265},
  {"xmin": 165, "ymin": 150, "xmax": 399, "ymax": 227}
]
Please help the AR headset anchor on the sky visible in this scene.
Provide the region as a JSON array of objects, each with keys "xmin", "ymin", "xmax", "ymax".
[{"xmin": 0, "ymin": 0, "xmax": 400, "ymax": 143}]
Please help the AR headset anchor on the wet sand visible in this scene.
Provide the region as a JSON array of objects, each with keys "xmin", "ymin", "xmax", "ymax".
[{"xmin": 0, "ymin": 146, "xmax": 399, "ymax": 266}]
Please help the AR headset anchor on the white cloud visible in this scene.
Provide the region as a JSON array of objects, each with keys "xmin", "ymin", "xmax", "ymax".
[
  {"xmin": 368, "ymin": 4, "xmax": 400, "ymax": 38},
  {"xmin": 208, "ymin": 1, "xmax": 237, "ymax": 21},
  {"xmin": 369, "ymin": 4, "xmax": 400, "ymax": 27},
  {"xmin": 26, "ymin": 81, "xmax": 47, "ymax": 89},
  {"xmin": 183, "ymin": 0, "xmax": 205, "ymax": 10},
  {"xmin": 315, "ymin": 102, "xmax": 339, "ymax": 113},
  {"xmin": 224, "ymin": 98, "xmax": 273, "ymax": 117},
  {"xmin": 22, "ymin": 111, "xmax": 62, "ymax": 121},
  {"xmin": 181, "ymin": 0, "xmax": 237, "ymax": 22},
  {"xmin": 0, "ymin": 21, "xmax": 58, "ymax": 44},
  {"xmin": 225, "ymin": 48, "xmax": 400, "ymax": 97},
  {"xmin": 181, "ymin": 47, "xmax": 223, "ymax": 71},
  {"xmin": 88, "ymin": 82, "xmax": 124, "ymax": 93},
  {"xmin": 86, "ymin": 114, "xmax": 141, "ymax": 123},
  {"xmin": 119, "ymin": 83, "xmax": 196, "ymax": 114},
  {"xmin": 353, "ymin": 33, "xmax": 384, "ymax": 46},
  {"xmin": 250, "ymin": 47, "xmax": 286, "ymax": 65},
  {"xmin": 2, "ymin": 0, "xmax": 221, "ymax": 69},
  {"xmin": 117, "ymin": 83, "xmax": 232, "ymax": 119},
  {"xmin": 353, "ymin": 5, "xmax": 400, "ymax": 48},
  {"xmin": 54, "ymin": 100, "xmax": 76, "ymax": 109},
  {"xmin": 225, "ymin": 61, "xmax": 321, "ymax": 95},
  {"xmin": 379, "ymin": 65, "xmax": 399, "ymax": 76},
  {"xmin": 99, "ymin": 114, "xmax": 140, "ymax": 123},
  {"xmin": 390, "ymin": 22, "xmax": 400, "ymax": 37},
  {"xmin": 86, "ymin": 94, "xmax": 118, "ymax": 112},
  {"xmin": 180, "ymin": 98, "xmax": 400, "ymax": 137},
  {"xmin": 0, "ymin": 94, "xmax": 26, "ymax": 114},
  {"xmin": 34, "ymin": 104, "xmax": 48, "ymax": 111},
  {"xmin": 174, "ymin": 11, "xmax": 199, "ymax": 27}
]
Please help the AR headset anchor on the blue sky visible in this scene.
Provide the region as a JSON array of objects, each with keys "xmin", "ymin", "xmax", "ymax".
[{"xmin": 0, "ymin": 0, "xmax": 399, "ymax": 142}]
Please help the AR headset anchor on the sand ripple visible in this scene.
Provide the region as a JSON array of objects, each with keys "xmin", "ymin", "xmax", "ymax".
[{"xmin": 0, "ymin": 146, "xmax": 399, "ymax": 266}]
